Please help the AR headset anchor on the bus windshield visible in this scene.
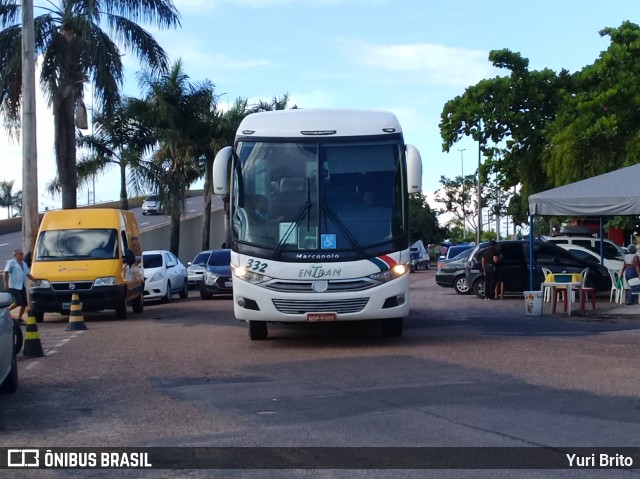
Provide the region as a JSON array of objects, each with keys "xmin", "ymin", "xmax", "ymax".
[{"xmin": 231, "ymin": 139, "xmax": 406, "ymax": 255}]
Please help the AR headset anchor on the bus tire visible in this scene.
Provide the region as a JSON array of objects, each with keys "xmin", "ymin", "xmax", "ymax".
[
  {"xmin": 248, "ymin": 321, "xmax": 268, "ymax": 341},
  {"xmin": 381, "ymin": 317, "xmax": 403, "ymax": 337}
]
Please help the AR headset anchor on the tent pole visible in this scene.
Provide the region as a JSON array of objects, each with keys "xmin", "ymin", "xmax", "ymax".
[
  {"xmin": 529, "ymin": 214, "xmax": 535, "ymax": 291},
  {"xmin": 600, "ymin": 217, "xmax": 605, "ymax": 265}
]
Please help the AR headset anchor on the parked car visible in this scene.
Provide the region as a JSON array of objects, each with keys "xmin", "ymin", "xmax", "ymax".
[
  {"xmin": 0, "ymin": 292, "xmax": 18, "ymax": 393},
  {"xmin": 435, "ymin": 248, "xmax": 474, "ymax": 294},
  {"xmin": 200, "ymin": 249, "xmax": 232, "ymax": 299},
  {"xmin": 556, "ymin": 244, "xmax": 624, "ymax": 272},
  {"xmin": 438, "ymin": 243, "xmax": 476, "ymax": 262},
  {"xmin": 142, "ymin": 250, "xmax": 189, "ymax": 302},
  {"xmin": 465, "ymin": 240, "xmax": 611, "ymax": 299},
  {"xmin": 545, "ymin": 235, "xmax": 626, "ymax": 261},
  {"xmin": 141, "ymin": 195, "xmax": 162, "ymax": 215},
  {"xmin": 187, "ymin": 250, "xmax": 213, "ymax": 288}
]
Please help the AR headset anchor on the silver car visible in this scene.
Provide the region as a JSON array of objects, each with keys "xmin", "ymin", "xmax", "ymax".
[
  {"xmin": 0, "ymin": 291, "xmax": 19, "ymax": 393},
  {"xmin": 187, "ymin": 250, "xmax": 213, "ymax": 288},
  {"xmin": 141, "ymin": 194, "xmax": 162, "ymax": 215}
]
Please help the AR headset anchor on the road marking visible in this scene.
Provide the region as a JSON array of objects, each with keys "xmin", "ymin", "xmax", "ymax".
[
  {"xmin": 140, "ymin": 221, "xmax": 150, "ymax": 226},
  {"xmin": 0, "ymin": 243, "xmax": 8, "ymax": 247}
]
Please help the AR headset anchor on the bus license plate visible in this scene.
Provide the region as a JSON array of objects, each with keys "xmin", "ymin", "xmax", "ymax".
[{"xmin": 307, "ymin": 313, "xmax": 336, "ymax": 322}]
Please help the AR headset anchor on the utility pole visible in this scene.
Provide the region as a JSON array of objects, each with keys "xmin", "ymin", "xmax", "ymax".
[
  {"xmin": 458, "ymin": 148, "xmax": 466, "ymax": 238},
  {"xmin": 22, "ymin": 0, "xmax": 38, "ymax": 255}
]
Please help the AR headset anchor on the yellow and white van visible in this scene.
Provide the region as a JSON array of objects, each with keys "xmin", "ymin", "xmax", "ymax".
[{"xmin": 29, "ymin": 209, "xmax": 145, "ymax": 321}]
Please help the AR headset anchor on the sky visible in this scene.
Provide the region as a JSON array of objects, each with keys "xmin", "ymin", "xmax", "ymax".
[{"xmin": 0, "ymin": 0, "xmax": 638, "ymax": 216}]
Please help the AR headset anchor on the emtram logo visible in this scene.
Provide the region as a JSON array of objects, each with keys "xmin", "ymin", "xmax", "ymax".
[{"xmin": 7, "ymin": 449, "xmax": 40, "ymax": 467}]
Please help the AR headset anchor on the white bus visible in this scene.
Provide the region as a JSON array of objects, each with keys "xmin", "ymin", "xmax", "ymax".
[{"xmin": 212, "ymin": 108, "xmax": 422, "ymax": 340}]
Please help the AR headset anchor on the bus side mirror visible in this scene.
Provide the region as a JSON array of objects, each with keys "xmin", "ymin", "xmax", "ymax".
[
  {"xmin": 406, "ymin": 144, "xmax": 422, "ymax": 194},
  {"xmin": 123, "ymin": 249, "xmax": 135, "ymax": 266}
]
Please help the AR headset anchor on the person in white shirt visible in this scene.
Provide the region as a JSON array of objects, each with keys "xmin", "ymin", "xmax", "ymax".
[{"xmin": 3, "ymin": 249, "xmax": 37, "ymax": 322}]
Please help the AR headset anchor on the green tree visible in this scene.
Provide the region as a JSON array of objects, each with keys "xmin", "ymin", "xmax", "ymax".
[
  {"xmin": 546, "ymin": 21, "xmax": 640, "ymax": 185},
  {"xmin": 0, "ymin": 0, "xmax": 180, "ymax": 209},
  {"xmin": 0, "ymin": 179, "xmax": 20, "ymax": 218},
  {"xmin": 440, "ymin": 49, "xmax": 571, "ymax": 228},
  {"xmin": 134, "ymin": 59, "xmax": 215, "ymax": 256},
  {"xmin": 57, "ymin": 99, "xmax": 155, "ymax": 210},
  {"xmin": 408, "ymin": 193, "xmax": 445, "ymax": 245}
]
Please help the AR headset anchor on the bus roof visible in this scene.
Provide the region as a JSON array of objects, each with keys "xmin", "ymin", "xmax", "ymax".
[{"xmin": 236, "ymin": 108, "xmax": 403, "ymax": 139}]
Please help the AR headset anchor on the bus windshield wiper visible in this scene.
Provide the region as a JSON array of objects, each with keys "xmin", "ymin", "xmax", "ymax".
[
  {"xmin": 321, "ymin": 204, "xmax": 364, "ymax": 256},
  {"xmin": 273, "ymin": 177, "xmax": 312, "ymax": 259}
]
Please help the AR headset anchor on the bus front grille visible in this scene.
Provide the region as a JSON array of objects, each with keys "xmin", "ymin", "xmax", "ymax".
[
  {"xmin": 266, "ymin": 279, "xmax": 374, "ymax": 292},
  {"xmin": 272, "ymin": 298, "xmax": 369, "ymax": 315}
]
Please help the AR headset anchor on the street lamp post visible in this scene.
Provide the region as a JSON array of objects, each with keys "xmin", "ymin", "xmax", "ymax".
[
  {"xmin": 477, "ymin": 120, "xmax": 482, "ymax": 245},
  {"xmin": 458, "ymin": 148, "xmax": 466, "ymax": 238}
]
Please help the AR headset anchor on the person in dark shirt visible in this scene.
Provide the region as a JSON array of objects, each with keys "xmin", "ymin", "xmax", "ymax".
[{"xmin": 481, "ymin": 239, "xmax": 498, "ymax": 300}]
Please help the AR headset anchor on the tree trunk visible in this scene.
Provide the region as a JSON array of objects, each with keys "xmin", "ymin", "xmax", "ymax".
[
  {"xmin": 55, "ymin": 92, "xmax": 78, "ymax": 209},
  {"xmin": 119, "ymin": 161, "xmax": 128, "ymax": 210},
  {"xmin": 201, "ymin": 155, "xmax": 213, "ymax": 249},
  {"xmin": 169, "ymin": 193, "xmax": 181, "ymax": 256}
]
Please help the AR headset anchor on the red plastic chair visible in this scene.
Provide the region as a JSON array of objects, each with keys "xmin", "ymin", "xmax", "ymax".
[{"xmin": 576, "ymin": 268, "xmax": 597, "ymax": 310}]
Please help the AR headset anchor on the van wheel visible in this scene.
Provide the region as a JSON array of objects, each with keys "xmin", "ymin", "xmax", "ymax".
[
  {"xmin": 162, "ymin": 282, "xmax": 172, "ymax": 303},
  {"xmin": 34, "ymin": 311, "xmax": 44, "ymax": 323},
  {"xmin": 248, "ymin": 321, "xmax": 268, "ymax": 340},
  {"xmin": 115, "ymin": 296, "xmax": 127, "ymax": 319},
  {"xmin": 132, "ymin": 292, "xmax": 144, "ymax": 314},
  {"xmin": 381, "ymin": 318, "xmax": 403, "ymax": 337},
  {"xmin": 0, "ymin": 354, "xmax": 18, "ymax": 393},
  {"xmin": 179, "ymin": 280, "xmax": 188, "ymax": 299}
]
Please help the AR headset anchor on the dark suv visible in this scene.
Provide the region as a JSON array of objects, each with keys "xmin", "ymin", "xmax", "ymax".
[{"xmin": 465, "ymin": 240, "xmax": 611, "ymax": 299}]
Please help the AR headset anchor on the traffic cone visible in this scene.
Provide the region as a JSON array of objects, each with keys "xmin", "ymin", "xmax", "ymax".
[
  {"xmin": 23, "ymin": 310, "xmax": 45, "ymax": 357},
  {"xmin": 66, "ymin": 293, "xmax": 87, "ymax": 331}
]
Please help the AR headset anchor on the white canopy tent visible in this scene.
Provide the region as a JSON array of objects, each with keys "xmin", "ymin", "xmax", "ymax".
[
  {"xmin": 528, "ymin": 163, "xmax": 640, "ymax": 217},
  {"xmin": 526, "ymin": 163, "xmax": 640, "ymax": 288}
]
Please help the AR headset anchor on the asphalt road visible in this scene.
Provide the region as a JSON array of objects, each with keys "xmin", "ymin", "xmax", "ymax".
[{"xmin": 1, "ymin": 270, "xmax": 640, "ymax": 478}]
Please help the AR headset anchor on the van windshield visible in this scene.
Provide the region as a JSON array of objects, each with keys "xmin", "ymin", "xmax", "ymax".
[{"xmin": 36, "ymin": 229, "xmax": 119, "ymax": 260}]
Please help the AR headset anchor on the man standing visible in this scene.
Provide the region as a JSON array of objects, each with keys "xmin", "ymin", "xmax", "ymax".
[
  {"xmin": 481, "ymin": 240, "xmax": 498, "ymax": 300},
  {"xmin": 3, "ymin": 249, "xmax": 36, "ymax": 323}
]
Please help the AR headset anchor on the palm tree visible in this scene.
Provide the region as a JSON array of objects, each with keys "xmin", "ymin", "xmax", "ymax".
[
  {"xmin": 0, "ymin": 0, "xmax": 180, "ymax": 209},
  {"xmin": 0, "ymin": 180, "xmax": 20, "ymax": 218},
  {"xmin": 134, "ymin": 59, "xmax": 215, "ymax": 255},
  {"xmin": 196, "ymin": 97, "xmax": 250, "ymax": 250},
  {"xmin": 75, "ymin": 99, "xmax": 156, "ymax": 210}
]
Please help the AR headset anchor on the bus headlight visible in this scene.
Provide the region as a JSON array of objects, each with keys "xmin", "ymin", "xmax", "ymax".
[
  {"xmin": 233, "ymin": 266, "xmax": 272, "ymax": 284},
  {"xmin": 368, "ymin": 264, "xmax": 407, "ymax": 283}
]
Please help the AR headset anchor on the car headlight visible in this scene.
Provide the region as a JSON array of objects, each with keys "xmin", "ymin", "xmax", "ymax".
[
  {"xmin": 94, "ymin": 276, "xmax": 117, "ymax": 286},
  {"xmin": 233, "ymin": 266, "xmax": 272, "ymax": 284},
  {"xmin": 204, "ymin": 271, "xmax": 219, "ymax": 284},
  {"xmin": 31, "ymin": 279, "xmax": 51, "ymax": 288},
  {"xmin": 368, "ymin": 264, "xmax": 408, "ymax": 283},
  {"xmin": 150, "ymin": 271, "xmax": 164, "ymax": 282}
]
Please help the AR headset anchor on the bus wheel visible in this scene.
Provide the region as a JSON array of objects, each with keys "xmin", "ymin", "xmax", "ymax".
[
  {"xmin": 381, "ymin": 318, "xmax": 403, "ymax": 337},
  {"xmin": 248, "ymin": 321, "xmax": 268, "ymax": 341}
]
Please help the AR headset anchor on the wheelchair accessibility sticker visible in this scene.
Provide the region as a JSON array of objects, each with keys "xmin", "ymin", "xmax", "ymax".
[{"xmin": 321, "ymin": 234, "xmax": 336, "ymax": 249}]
